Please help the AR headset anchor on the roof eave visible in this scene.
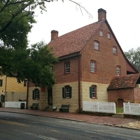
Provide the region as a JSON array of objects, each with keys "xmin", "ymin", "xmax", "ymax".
[{"xmin": 58, "ymin": 51, "xmax": 81, "ymax": 61}]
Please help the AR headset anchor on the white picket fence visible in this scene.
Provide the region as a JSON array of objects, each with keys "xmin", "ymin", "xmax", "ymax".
[
  {"xmin": 5, "ymin": 101, "xmax": 26, "ymax": 109},
  {"xmin": 83, "ymin": 101, "xmax": 116, "ymax": 114},
  {"xmin": 123, "ymin": 102, "xmax": 140, "ymax": 115}
]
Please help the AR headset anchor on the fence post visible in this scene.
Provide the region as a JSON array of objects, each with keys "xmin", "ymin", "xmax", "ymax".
[{"xmin": 128, "ymin": 102, "xmax": 131, "ymax": 115}]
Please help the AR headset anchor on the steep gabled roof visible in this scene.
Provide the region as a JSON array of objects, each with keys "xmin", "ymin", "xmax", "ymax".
[
  {"xmin": 107, "ymin": 73, "xmax": 140, "ymax": 90},
  {"xmin": 48, "ymin": 21, "xmax": 102, "ymax": 57},
  {"xmin": 48, "ymin": 18, "xmax": 137, "ymax": 73},
  {"xmin": 105, "ymin": 20, "xmax": 138, "ymax": 73}
]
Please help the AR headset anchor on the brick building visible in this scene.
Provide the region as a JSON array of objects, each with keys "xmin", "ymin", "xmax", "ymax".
[
  {"xmin": 108, "ymin": 74, "xmax": 140, "ymax": 107},
  {"xmin": 28, "ymin": 8, "xmax": 138, "ymax": 112}
]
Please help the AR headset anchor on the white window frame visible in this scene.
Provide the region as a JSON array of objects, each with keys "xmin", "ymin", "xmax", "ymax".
[
  {"xmin": 94, "ymin": 41, "xmax": 99, "ymax": 50},
  {"xmin": 113, "ymin": 47, "xmax": 117, "ymax": 55},
  {"xmin": 117, "ymin": 66, "xmax": 121, "ymax": 76},
  {"xmin": 107, "ymin": 33, "xmax": 111, "ymax": 39},
  {"xmin": 99, "ymin": 30, "xmax": 103, "ymax": 36},
  {"xmin": 91, "ymin": 61, "xmax": 96, "ymax": 73}
]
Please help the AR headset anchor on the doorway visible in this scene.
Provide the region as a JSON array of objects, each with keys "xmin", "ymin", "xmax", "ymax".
[
  {"xmin": 118, "ymin": 98, "xmax": 124, "ymax": 107},
  {"xmin": 48, "ymin": 87, "xmax": 52, "ymax": 105}
]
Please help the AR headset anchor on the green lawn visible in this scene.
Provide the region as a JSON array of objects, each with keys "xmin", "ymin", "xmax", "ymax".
[{"xmin": 116, "ymin": 107, "xmax": 123, "ymax": 114}]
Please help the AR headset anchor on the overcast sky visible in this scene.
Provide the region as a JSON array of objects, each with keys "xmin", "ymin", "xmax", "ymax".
[{"xmin": 28, "ymin": 0, "xmax": 140, "ymax": 52}]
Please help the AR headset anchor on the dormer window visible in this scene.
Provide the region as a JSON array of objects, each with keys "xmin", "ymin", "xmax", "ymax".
[
  {"xmin": 99, "ymin": 30, "xmax": 103, "ymax": 36},
  {"xmin": 107, "ymin": 33, "xmax": 111, "ymax": 39},
  {"xmin": 94, "ymin": 41, "xmax": 99, "ymax": 50}
]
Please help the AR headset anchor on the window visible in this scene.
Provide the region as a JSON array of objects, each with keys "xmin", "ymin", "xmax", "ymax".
[
  {"xmin": 107, "ymin": 33, "xmax": 111, "ymax": 39},
  {"xmin": 99, "ymin": 30, "xmax": 103, "ymax": 36},
  {"xmin": 32, "ymin": 88, "xmax": 40, "ymax": 100},
  {"xmin": 91, "ymin": 61, "xmax": 96, "ymax": 73},
  {"xmin": 0, "ymin": 80, "xmax": 2, "ymax": 87},
  {"xmin": 112, "ymin": 46, "xmax": 117, "ymax": 55},
  {"xmin": 62, "ymin": 86, "xmax": 72, "ymax": 99},
  {"xmin": 94, "ymin": 41, "xmax": 99, "ymax": 50},
  {"xmin": 65, "ymin": 62, "xmax": 70, "ymax": 74},
  {"xmin": 24, "ymin": 80, "xmax": 28, "ymax": 87},
  {"xmin": 89, "ymin": 85, "xmax": 97, "ymax": 98},
  {"xmin": 116, "ymin": 66, "xmax": 121, "ymax": 76}
]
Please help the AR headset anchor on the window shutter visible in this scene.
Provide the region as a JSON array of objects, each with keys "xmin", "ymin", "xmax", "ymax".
[
  {"xmin": 32, "ymin": 90, "xmax": 35, "ymax": 99},
  {"xmin": 62, "ymin": 87, "xmax": 65, "ymax": 98},
  {"xmin": 89, "ymin": 87, "xmax": 92, "ymax": 98},
  {"xmin": 69, "ymin": 86, "xmax": 72, "ymax": 98}
]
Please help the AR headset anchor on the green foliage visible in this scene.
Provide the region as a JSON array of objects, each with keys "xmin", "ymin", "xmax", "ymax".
[
  {"xmin": 0, "ymin": 0, "xmax": 58, "ymax": 86},
  {"xmin": 0, "ymin": 0, "xmax": 87, "ymax": 86},
  {"xmin": 0, "ymin": 0, "xmax": 47, "ymax": 48},
  {"xmin": 125, "ymin": 47, "xmax": 140, "ymax": 72},
  {"xmin": 0, "ymin": 42, "xmax": 58, "ymax": 86}
]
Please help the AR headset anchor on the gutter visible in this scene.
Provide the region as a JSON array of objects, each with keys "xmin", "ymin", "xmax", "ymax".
[{"xmin": 58, "ymin": 52, "xmax": 81, "ymax": 61}]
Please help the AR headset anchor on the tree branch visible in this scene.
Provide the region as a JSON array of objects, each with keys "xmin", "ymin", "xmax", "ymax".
[
  {"xmin": 0, "ymin": 1, "xmax": 33, "ymax": 33},
  {"xmin": 69, "ymin": 0, "xmax": 92, "ymax": 18}
]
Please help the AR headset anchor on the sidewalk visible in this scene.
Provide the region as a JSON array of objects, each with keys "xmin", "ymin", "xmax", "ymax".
[{"xmin": 0, "ymin": 107, "xmax": 140, "ymax": 130}]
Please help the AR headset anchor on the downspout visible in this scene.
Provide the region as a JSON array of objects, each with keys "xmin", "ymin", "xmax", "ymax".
[
  {"xmin": 26, "ymin": 79, "xmax": 29, "ymax": 109},
  {"xmin": 78, "ymin": 56, "xmax": 81, "ymax": 112},
  {"xmin": 5, "ymin": 75, "xmax": 7, "ymax": 94}
]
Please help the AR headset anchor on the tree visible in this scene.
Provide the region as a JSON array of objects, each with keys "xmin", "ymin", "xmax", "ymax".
[
  {"xmin": 0, "ymin": 0, "xmax": 47, "ymax": 48},
  {"xmin": 0, "ymin": 41, "xmax": 58, "ymax": 86},
  {"xmin": 125, "ymin": 47, "xmax": 140, "ymax": 72},
  {"xmin": 0, "ymin": 0, "xmax": 89, "ymax": 86}
]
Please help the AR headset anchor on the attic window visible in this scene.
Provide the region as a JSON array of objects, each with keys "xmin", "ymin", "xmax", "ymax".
[
  {"xmin": 94, "ymin": 41, "xmax": 99, "ymax": 50},
  {"xmin": 99, "ymin": 30, "xmax": 103, "ymax": 36},
  {"xmin": 113, "ymin": 46, "xmax": 117, "ymax": 55},
  {"xmin": 107, "ymin": 33, "xmax": 111, "ymax": 39},
  {"xmin": 116, "ymin": 66, "xmax": 121, "ymax": 76}
]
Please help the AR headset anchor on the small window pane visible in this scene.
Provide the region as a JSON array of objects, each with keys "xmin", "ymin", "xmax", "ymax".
[
  {"xmin": 107, "ymin": 33, "xmax": 111, "ymax": 39},
  {"xmin": 117, "ymin": 66, "xmax": 121, "ymax": 76},
  {"xmin": 65, "ymin": 62, "xmax": 70, "ymax": 74},
  {"xmin": 113, "ymin": 47, "xmax": 117, "ymax": 55},
  {"xmin": 91, "ymin": 61, "xmax": 96, "ymax": 73},
  {"xmin": 94, "ymin": 41, "xmax": 99, "ymax": 50},
  {"xmin": 65, "ymin": 87, "xmax": 70, "ymax": 98},
  {"xmin": 62, "ymin": 86, "xmax": 72, "ymax": 99},
  {"xmin": 99, "ymin": 30, "xmax": 103, "ymax": 36},
  {"xmin": 90, "ymin": 85, "xmax": 97, "ymax": 98}
]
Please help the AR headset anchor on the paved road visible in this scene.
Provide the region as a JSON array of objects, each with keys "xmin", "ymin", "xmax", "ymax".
[{"xmin": 0, "ymin": 112, "xmax": 140, "ymax": 140}]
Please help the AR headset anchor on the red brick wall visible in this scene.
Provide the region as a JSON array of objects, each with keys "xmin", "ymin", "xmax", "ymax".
[
  {"xmin": 53, "ymin": 57, "xmax": 79, "ymax": 84},
  {"xmin": 81, "ymin": 22, "xmax": 127, "ymax": 84},
  {"xmin": 134, "ymin": 88, "xmax": 140, "ymax": 103},
  {"xmin": 108, "ymin": 89, "xmax": 134, "ymax": 106}
]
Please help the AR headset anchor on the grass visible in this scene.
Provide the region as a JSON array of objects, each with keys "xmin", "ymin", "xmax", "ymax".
[{"xmin": 116, "ymin": 107, "xmax": 123, "ymax": 114}]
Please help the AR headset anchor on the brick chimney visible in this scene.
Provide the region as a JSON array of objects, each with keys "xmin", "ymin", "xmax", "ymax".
[
  {"xmin": 51, "ymin": 30, "xmax": 58, "ymax": 41},
  {"xmin": 98, "ymin": 8, "xmax": 106, "ymax": 21}
]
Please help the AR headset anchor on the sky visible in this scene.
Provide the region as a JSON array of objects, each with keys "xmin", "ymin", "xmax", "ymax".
[{"xmin": 28, "ymin": 0, "xmax": 140, "ymax": 52}]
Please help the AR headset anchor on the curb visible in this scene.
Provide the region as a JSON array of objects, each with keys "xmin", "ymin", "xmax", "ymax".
[{"xmin": 0, "ymin": 110, "xmax": 140, "ymax": 130}]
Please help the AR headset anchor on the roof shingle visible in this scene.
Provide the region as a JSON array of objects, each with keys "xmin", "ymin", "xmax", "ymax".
[
  {"xmin": 107, "ymin": 74, "xmax": 140, "ymax": 90},
  {"xmin": 48, "ymin": 21, "xmax": 102, "ymax": 57}
]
